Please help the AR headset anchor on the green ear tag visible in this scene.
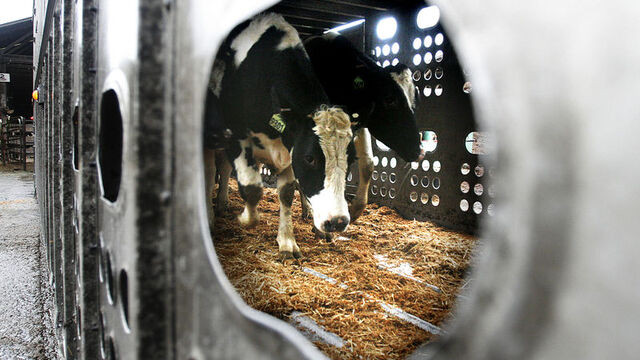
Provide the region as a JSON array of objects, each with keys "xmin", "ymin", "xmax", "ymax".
[
  {"xmin": 269, "ymin": 113, "xmax": 286, "ymax": 133},
  {"xmin": 353, "ymin": 76, "xmax": 365, "ymax": 89}
]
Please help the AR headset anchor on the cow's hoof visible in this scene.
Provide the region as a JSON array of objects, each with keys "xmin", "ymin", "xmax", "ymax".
[
  {"xmin": 238, "ymin": 212, "xmax": 259, "ymax": 227},
  {"xmin": 278, "ymin": 250, "xmax": 301, "ymax": 263},
  {"xmin": 349, "ymin": 203, "xmax": 366, "ymax": 222},
  {"xmin": 214, "ymin": 205, "xmax": 229, "ymax": 216},
  {"xmin": 312, "ymin": 227, "xmax": 334, "ymax": 243}
]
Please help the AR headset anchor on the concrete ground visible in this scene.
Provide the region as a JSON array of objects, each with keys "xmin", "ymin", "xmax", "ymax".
[{"xmin": 0, "ymin": 168, "xmax": 58, "ymax": 359}]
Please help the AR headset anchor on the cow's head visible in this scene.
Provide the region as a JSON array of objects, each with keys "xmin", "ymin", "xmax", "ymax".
[
  {"xmin": 288, "ymin": 106, "xmax": 353, "ymax": 233},
  {"xmin": 353, "ymin": 63, "xmax": 424, "ymax": 162}
]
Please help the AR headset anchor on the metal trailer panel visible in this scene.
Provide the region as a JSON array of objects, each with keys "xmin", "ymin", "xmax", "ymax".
[{"xmin": 172, "ymin": 1, "xmax": 327, "ymax": 359}]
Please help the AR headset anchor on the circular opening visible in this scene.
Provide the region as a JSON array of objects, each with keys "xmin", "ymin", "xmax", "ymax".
[
  {"xmin": 372, "ymin": 171, "xmax": 379, "ymax": 181},
  {"xmin": 372, "ymin": 156, "xmax": 379, "ymax": 166},
  {"xmin": 119, "ymin": 270, "xmax": 130, "ymax": 330},
  {"xmin": 461, "ymin": 163, "xmax": 471, "ymax": 175},
  {"xmin": 421, "ymin": 160, "xmax": 430, "ymax": 171},
  {"xmin": 72, "ymin": 106, "xmax": 79, "ymax": 170},
  {"xmin": 410, "ymin": 191, "xmax": 418, "ymax": 202},
  {"xmin": 435, "ymin": 84, "xmax": 443, "ymax": 96},
  {"xmin": 102, "ymin": 249, "xmax": 115, "ymax": 304},
  {"xmin": 421, "ymin": 176, "xmax": 430, "ymax": 188},
  {"xmin": 391, "ymin": 43, "xmax": 399, "ymax": 54},
  {"xmin": 371, "ymin": 185, "xmax": 379, "ymax": 195},
  {"xmin": 382, "ymin": 44, "xmax": 390, "ymax": 56},
  {"xmin": 411, "ymin": 161, "xmax": 419, "ymax": 170},
  {"xmin": 380, "ymin": 187, "xmax": 388, "ymax": 197},
  {"xmin": 389, "ymin": 188, "xmax": 396, "ymax": 199},
  {"xmin": 381, "ymin": 157, "xmax": 388, "ymax": 167},
  {"xmin": 463, "ymin": 81, "xmax": 472, "ymax": 93},
  {"xmin": 431, "ymin": 195, "xmax": 440, "ymax": 206},
  {"xmin": 423, "ymin": 35, "xmax": 432, "ymax": 48},
  {"xmin": 416, "ymin": 5, "xmax": 440, "ymax": 29},
  {"xmin": 375, "ymin": 46, "xmax": 381, "ymax": 57},
  {"xmin": 76, "ymin": 305, "xmax": 82, "ymax": 341},
  {"xmin": 412, "ymin": 37, "xmax": 422, "ymax": 50},
  {"xmin": 413, "ymin": 54, "xmax": 422, "ymax": 66},
  {"xmin": 376, "ymin": 61, "xmax": 382, "ymax": 67},
  {"xmin": 435, "ymin": 50, "xmax": 444, "ymax": 63},
  {"xmin": 420, "ymin": 192, "xmax": 429, "ymax": 204},
  {"xmin": 474, "ymin": 183, "xmax": 484, "ymax": 196},
  {"xmin": 424, "ymin": 69, "xmax": 432, "ymax": 80},
  {"xmin": 473, "ymin": 201, "xmax": 483, "ymax": 214},
  {"xmin": 410, "ymin": 175, "xmax": 419, "ymax": 186},
  {"xmin": 435, "ymin": 67, "xmax": 444, "ymax": 79},
  {"xmin": 412, "ymin": 70, "xmax": 422, "ymax": 81},
  {"xmin": 460, "ymin": 181, "xmax": 470, "ymax": 193},
  {"xmin": 434, "ymin": 33, "xmax": 444, "ymax": 46},
  {"xmin": 382, "ymin": 60, "xmax": 390, "ymax": 68},
  {"xmin": 106, "ymin": 336, "xmax": 116, "ymax": 360},
  {"xmin": 380, "ymin": 172, "xmax": 388, "ymax": 182},
  {"xmin": 420, "ymin": 131, "xmax": 438, "ymax": 152},
  {"xmin": 460, "ymin": 199, "xmax": 469, "ymax": 212},
  {"xmin": 347, "ymin": 172, "xmax": 353, "ymax": 182},
  {"xmin": 432, "ymin": 177, "xmax": 441, "ymax": 190},
  {"xmin": 98, "ymin": 90, "xmax": 124, "ymax": 203},
  {"xmin": 423, "ymin": 85, "xmax": 432, "ymax": 97},
  {"xmin": 392, "ymin": 58, "xmax": 399, "ymax": 66},
  {"xmin": 390, "ymin": 157, "xmax": 397, "ymax": 168},
  {"xmin": 389, "ymin": 173, "xmax": 397, "ymax": 183},
  {"xmin": 99, "ymin": 312, "xmax": 106, "ymax": 358},
  {"xmin": 475, "ymin": 165, "xmax": 485, "ymax": 177},
  {"xmin": 376, "ymin": 17, "xmax": 398, "ymax": 40},
  {"xmin": 423, "ymin": 52, "xmax": 433, "ymax": 64},
  {"xmin": 465, "ymin": 132, "xmax": 487, "ymax": 155},
  {"xmin": 433, "ymin": 160, "xmax": 441, "ymax": 172}
]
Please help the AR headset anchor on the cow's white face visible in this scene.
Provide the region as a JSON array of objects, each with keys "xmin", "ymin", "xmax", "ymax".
[{"xmin": 292, "ymin": 106, "xmax": 352, "ymax": 232}]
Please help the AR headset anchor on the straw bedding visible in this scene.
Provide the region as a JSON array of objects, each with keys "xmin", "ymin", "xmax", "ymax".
[{"xmin": 213, "ymin": 179, "xmax": 475, "ymax": 359}]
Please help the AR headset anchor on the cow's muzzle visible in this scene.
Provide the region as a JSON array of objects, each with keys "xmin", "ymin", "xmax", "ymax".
[{"xmin": 321, "ymin": 216, "xmax": 349, "ymax": 233}]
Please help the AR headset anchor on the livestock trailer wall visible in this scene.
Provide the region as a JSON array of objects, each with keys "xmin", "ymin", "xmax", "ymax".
[{"xmin": 32, "ymin": 0, "xmax": 640, "ymax": 359}]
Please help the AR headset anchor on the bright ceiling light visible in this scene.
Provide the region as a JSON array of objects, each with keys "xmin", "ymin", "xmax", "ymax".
[
  {"xmin": 416, "ymin": 6, "xmax": 440, "ymax": 29},
  {"xmin": 324, "ymin": 19, "xmax": 365, "ymax": 34},
  {"xmin": 376, "ymin": 17, "xmax": 397, "ymax": 40}
]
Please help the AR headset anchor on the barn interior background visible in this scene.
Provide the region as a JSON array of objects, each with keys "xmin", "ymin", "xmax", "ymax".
[{"xmin": 31, "ymin": 0, "xmax": 640, "ymax": 359}]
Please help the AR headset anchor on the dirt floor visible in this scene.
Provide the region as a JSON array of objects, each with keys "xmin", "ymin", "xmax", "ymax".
[
  {"xmin": 213, "ymin": 179, "xmax": 476, "ymax": 360},
  {"xmin": 0, "ymin": 169, "xmax": 58, "ymax": 359}
]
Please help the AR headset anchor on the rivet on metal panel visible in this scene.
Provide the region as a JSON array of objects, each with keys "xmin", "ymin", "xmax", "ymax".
[{"xmin": 160, "ymin": 190, "xmax": 171, "ymax": 205}]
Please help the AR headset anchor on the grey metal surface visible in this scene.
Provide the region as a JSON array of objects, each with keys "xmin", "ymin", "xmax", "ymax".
[
  {"xmin": 29, "ymin": 0, "xmax": 640, "ymax": 359},
  {"xmin": 420, "ymin": 1, "xmax": 640, "ymax": 359},
  {"xmin": 173, "ymin": 1, "xmax": 327, "ymax": 359}
]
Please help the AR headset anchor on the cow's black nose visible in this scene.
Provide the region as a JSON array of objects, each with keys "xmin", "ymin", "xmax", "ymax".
[{"xmin": 322, "ymin": 216, "xmax": 349, "ymax": 233}]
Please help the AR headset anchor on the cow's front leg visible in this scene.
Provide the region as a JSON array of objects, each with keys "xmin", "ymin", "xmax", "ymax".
[
  {"xmin": 215, "ymin": 151, "xmax": 233, "ymax": 215},
  {"xmin": 276, "ymin": 166, "xmax": 301, "ymax": 260},
  {"xmin": 296, "ymin": 181, "xmax": 313, "ymax": 219},
  {"xmin": 350, "ymin": 128, "xmax": 374, "ymax": 222},
  {"xmin": 233, "ymin": 140, "xmax": 263, "ymax": 227},
  {"xmin": 204, "ymin": 147, "xmax": 217, "ymax": 228}
]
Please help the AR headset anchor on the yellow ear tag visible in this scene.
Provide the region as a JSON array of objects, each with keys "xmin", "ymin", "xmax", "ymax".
[
  {"xmin": 353, "ymin": 76, "xmax": 365, "ymax": 89},
  {"xmin": 269, "ymin": 113, "xmax": 286, "ymax": 133}
]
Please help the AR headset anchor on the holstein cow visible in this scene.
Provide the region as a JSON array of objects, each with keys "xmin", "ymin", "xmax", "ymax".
[
  {"xmin": 303, "ymin": 32, "xmax": 424, "ymax": 221},
  {"xmin": 204, "ymin": 14, "xmax": 354, "ymax": 260},
  {"xmin": 214, "ymin": 32, "xmax": 425, "ymax": 226}
]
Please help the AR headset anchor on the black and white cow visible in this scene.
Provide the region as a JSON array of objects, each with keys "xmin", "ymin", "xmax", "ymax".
[
  {"xmin": 204, "ymin": 14, "xmax": 354, "ymax": 260},
  {"xmin": 303, "ymin": 32, "xmax": 424, "ymax": 221}
]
